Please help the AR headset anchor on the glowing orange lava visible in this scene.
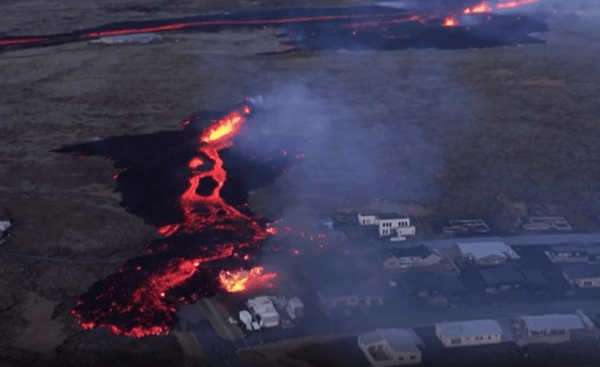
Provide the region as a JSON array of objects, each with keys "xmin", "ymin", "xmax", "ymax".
[
  {"xmin": 201, "ymin": 105, "xmax": 251, "ymax": 143},
  {"xmin": 463, "ymin": 2, "xmax": 493, "ymax": 13},
  {"xmin": 442, "ymin": 17, "xmax": 458, "ymax": 27},
  {"xmin": 496, "ymin": 0, "xmax": 538, "ymax": 9},
  {"xmin": 219, "ymin": 266, "xmax": 277, "ymax": 293},
  {"xmin": 71, "ymin": 101, "xmax": 275, "ymax": 338}
]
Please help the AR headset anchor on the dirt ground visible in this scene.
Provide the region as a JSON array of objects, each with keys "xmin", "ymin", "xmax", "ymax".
[{"xmin": 1, "ymin": 1, "xmax": 600, "ymax": 366}]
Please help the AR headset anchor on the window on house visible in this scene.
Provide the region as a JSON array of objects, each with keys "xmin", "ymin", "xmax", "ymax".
[
  {"xmin": 451, "ymin": 338, "xmax": 461, "ymax": 345},
  {"xmin": 410, "ymin": 355, "xmax": 417, "ymax": 360}
]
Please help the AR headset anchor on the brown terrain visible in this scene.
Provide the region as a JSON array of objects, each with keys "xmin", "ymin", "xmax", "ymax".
[{"xmin": 1, "ymin": 0, "xmax": 600, "ymax": 366}]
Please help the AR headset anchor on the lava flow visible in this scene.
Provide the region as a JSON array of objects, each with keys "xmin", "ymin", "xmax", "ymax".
[
  {"xmin": 219, "ymin": 266, "xmax": 277, "ymax": 293},
  {"xmin": 69, "ymin": 101, "xmax": 279, "ymax": 337}
]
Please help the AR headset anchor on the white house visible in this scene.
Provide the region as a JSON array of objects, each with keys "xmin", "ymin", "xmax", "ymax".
[
  {"xmin": 546, "ymin": 244, "xmax": 600, "ymax": 263},
  {"xmin": 358, "ymin": 328, "xmax": 423, "ymax": 366},
  {"xmin": 435, "ymin": 319, "xmax": 503, "ymax": 347},
  {"xmin": 246, "ymin": 296, "xmax": 280, "ymax": 328},
  {"xmin": 515, "ymin": 313, "xmax": 589, "ymax": 346},
  {"xmin": 358, "ymin": 212, "xmax": 416, "ymax": 240},
  {"xmin": 456, "ymin": 241, "xmax": 520, "ymax": 266},
  {"xmin": 562, "ymin": 264, "xmax": 600, "ymax": 288}
]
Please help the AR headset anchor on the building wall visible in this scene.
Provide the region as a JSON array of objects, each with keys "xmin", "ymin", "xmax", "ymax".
[
  {"xmin": 396, "ymin": 226, "xmax": 416, "ymax": 237},
  {"xmin": 383, "ymin": 257, "xmax": 412, "ymax": 269},
  {"xmin": 518, "ymin": 329, "xmax": 570, "ymax": 346},
  {"xmin": 476, "ymin": 255, "xmax": 507, "ymax": 266},
  {"xmin": 551, "ymin": 252, "xmax": 588, "ymax": 262},
  {"xmin": 359, "ymin": 214, "xmax": 379, "ymax": 226},
  {"xmin": 435, "ymin": 325, "xmax": 502, "ymax": 347},
  {"xmin": 567, "ymin": 277, "xmax": 600, "ymax": 288},
  {"xmin": 320, "ymin": 294, "xmax": 383, "ymax": 316}
]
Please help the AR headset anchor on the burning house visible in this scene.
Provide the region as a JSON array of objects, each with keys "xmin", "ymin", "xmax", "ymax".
[{"xmin": 358, "ymin": 212, "xmax": 416, "ymax": 241}]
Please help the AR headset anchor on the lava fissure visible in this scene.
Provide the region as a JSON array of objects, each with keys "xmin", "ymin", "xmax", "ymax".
[
  {"xmin": 64, "ymin": 102, "xmax": 294, "ymax": 337},
  {"xmin": 1, "ymin": 2, "xmax": 546, "ymax": 51}
]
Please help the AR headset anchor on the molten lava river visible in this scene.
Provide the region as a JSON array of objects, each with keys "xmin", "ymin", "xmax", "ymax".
[{"xmin": 59, "ymin": 101, "xmax": 295, "ymax": 337}]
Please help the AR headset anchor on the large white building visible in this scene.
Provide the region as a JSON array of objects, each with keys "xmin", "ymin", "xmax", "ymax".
[
  {"xmin": 358, "ymin": 212, "xmax": 416, "ymax": 240},
  {"xmin": 435, "ymin": 319, "xmax": 503, "ymax": 347},
  {"xmin": 358, "ymin": 328, "xmax": 423, "ymax": 366},
  {"xmin": 456, "ymin": 241, "xmax": 520, "ymax": 266}
]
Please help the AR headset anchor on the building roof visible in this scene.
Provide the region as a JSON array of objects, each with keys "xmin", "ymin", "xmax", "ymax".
[
  {"xmin": 359, "ymin": 329, "xmax": 422, "ymax": 353},
  {"xmin": 562, "ymin": 264, "xmax": 600, "ymax": 279},
  {"xmin": 401, "ymin": 273, "xmax": 466, "ymax": 294},
  {"xmin": 388, "ymin": 244, "xmax": 433, "ymax": 259},
  {"xmin": 520, "ymin": 269, "xmax": 548, "ymax": 285},
  {"xmin": 457, "ymin": 241, "xmax": 520, "ymax": 261},
  {"xmin": 436, "ymin": 319, "xmax": 502, "ymax": 337},
  {"xmin": 520, "ymin": 314, "xmax": 586, "ymax": 332},
  {"xmin": 551, "ymin": 244, "xmax": 600, "ymax": 255},
  {"xmin": 360, "ymin": 212, "xmax": 408, "ymax": 220},
  {"xmin": 317, "ymin": 279, "xmax": 384, "ymax": 299},
  {"xmin": 478, "ymin": 265, "xmax": 526, "ymax": 286}
]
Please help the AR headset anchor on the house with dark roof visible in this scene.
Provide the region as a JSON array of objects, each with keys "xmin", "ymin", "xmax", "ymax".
[
  {"xmin": 379, "ymin": 244, "xmax": 442, "ymax": 271},
  {"xmin": 456, "ymin": 241, "xmax": 520, "ymax": 267},
  {"xmin": 358, "ymin": 328, "xmax": 423, "ymax": 366},
  {"xmin": 478, "ymin": 265, "xmax": 549, "ymax": 293},
  {"xmin": 478, "ymin": 265, "xmax": 526, "ymax": 293},
  {"xmin": 562, "ymin": 264, "xmax": 600, "ymax": 288},
  {"xmin": 401, "ymin": 272, "xmax": 466, "ymax": 307},
  {"xmin": 316, "ymin": 279, "xmax": 385, "ymax": 316}
]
